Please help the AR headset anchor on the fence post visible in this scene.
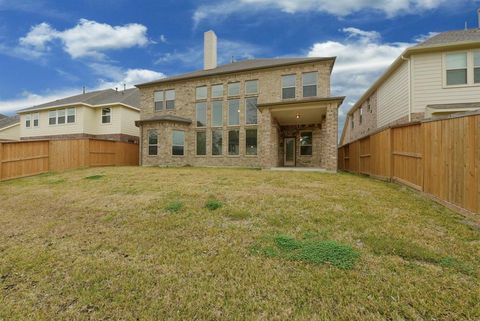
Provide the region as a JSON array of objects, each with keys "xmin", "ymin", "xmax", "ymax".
[
  {"xmin": 389, "ymin": 128, "xmax": 394, "ymax": 182},
  {"xmin": 0, "ymin": 142, "xmax": 2, "ymax": 181}
]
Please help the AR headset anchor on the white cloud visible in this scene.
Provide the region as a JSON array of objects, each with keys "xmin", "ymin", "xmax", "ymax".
[
  {"xmin": 155, "ymin": 39, "xmax": 264, "ymax": 68},
  {"xmin": 0, "ymin": 65, "xmax": 165, "ymax": 114},
  {"xmin": 194, "ymin": 0, "xmax": 450, "ymax": 24},
  {"xmin": 307, "ymin": 27, "xmax": 412, "ymax": 135},
  {"xmin": 19, "ymin": 19, "xmax": 149, "ymax": 59}
]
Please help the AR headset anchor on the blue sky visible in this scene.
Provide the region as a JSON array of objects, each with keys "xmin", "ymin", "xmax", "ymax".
[{"xmin": 0, "ymin": 0, "xmax": 479, "ymax": 132}]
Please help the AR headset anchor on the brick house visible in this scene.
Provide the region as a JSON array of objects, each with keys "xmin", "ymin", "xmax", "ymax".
[
  {"xmin": 17, "ymin": 88, "xmax": 140, "ymax": 143},
  {"xmin": 136, "ymin": 31, "xmax": 344, "ymax": 170}
]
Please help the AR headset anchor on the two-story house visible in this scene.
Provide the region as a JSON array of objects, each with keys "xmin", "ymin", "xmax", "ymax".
[
  {"xmin": 136, "ymin": 31, "xmax": 344, "ymax": 170},
  {"xmin": 17, "ymin": 88, "xmax": 140, "ymax": 143},
  {"xmin": 341, "ymin": 28, "xmax": 480, "ymax": 145}
]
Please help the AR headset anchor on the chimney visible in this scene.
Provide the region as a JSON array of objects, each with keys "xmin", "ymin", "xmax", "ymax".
[{"xmin": 204, "ymin": 30, "xmax": 217, "ymax": 70}]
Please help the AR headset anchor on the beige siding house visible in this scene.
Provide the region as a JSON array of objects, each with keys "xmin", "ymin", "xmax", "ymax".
[
  {"xmin": 136, "ymin": 31, "xmax": 344, "ymax": 170},
  {"xmin": 17, "ymin": 88, "xmax": 140, "ymax": 143},
  {"xmin": 0, "ymin": 115, "xmax": 20, "ymax": 141},
  {"xmin": 341, "ymin": 29, "xmax": 480, "ymax": 145}
]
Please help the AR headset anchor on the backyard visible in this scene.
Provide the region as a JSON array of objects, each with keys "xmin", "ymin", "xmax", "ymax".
[{"xmin": 0, "ymin": 167, "xmax": 479, "ymax": 320}]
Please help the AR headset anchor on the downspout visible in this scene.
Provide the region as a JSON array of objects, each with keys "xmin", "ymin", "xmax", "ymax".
[{"xmin": 401, "ymin": 55, "xmax": 412, "ymax": 122}]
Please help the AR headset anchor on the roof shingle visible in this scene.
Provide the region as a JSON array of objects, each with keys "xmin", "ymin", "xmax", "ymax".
[
  {"xmin": 18, "ymin": 88, "xmax": 140, "ymax": 113},
  {"xmin": 136, "ymin": 57, "xmax": 335, "ymax": 87},
  {"xmin": 415, "ymin": 29, "xmax": 480, "ymax": 48},
  {"xmin": 0, "ymin": 115, "xmax": 20, "ymax": 130}
]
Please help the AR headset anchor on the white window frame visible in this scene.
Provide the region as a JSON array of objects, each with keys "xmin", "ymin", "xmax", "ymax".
[
  {"xmin": 172, "ymin": 130, "xmax": 185, "ymax": 156},
  {"xmin": 48, "ymin": 110, "xmax": 57, "ymax": 126},
  {"xmin": 195, "ymin": 131, "xmax": 207, "ymax": 156},
  {"xmin": 282, "ymin": 74, "xmax": 296, "ymax": 100},
  {"xmin": 165, "ymin": 89, "xmax": 175, "ymax": 110},
  {"xmin": 66, "ymin": 108, "xmax": 76, "ymax": 124},
  {"xmin": 196, "ymin": 86, "xmax": 208, "ymax": 100},
  {"xmin": 245, "ymin": 80, "xmax": 259, "ymax": 95},
  {"xmin": 196, "ymin": 102, "xmax": 207, "ymax": 128},
  {"xmin": 32, "ymin": 113, "xmax": 39, "ymax": 127},
  {"xmin": 154, "ymin": 91, "xmax": 164, "ymax": 111},
  {"xmin": 25, "ymin": 114, "xmax": 31, "ymax": 128},
  {"xmin": 228, "ymin": 99, "xmax": 240, "ymax": 126},
  {"xmin": 300, "ymin": 131, "xmax": 313, "ymax": 156},
  {"xmin": 211, "ymin": 100, "xmax": 223, "ymax": 127},
  {"xmin": 102, "ymin": 107, "xmax": 112, "ymax": 124},
  {"xmin": 442, "ymin": 50, "xmax": 480, "ymax": 88},
  {"xmin": 227, "ymin": 82, "xmax": 241, "ymax": 97},
  {"xmin": 302, "ymin": 72, "xmax": 318, "ymax": 98},
  {"xmin": 212, "ymin": 84, "xmax": 224, "ymax": 98},
  {"xmin": 147, "ymin": 129, "xmax": 158, "ymax": 156}
]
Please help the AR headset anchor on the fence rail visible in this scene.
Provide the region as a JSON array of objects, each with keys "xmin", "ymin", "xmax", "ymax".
[
  {"xmin": 338, "ymin": 113, "xmax": 479, "ymax": 215},
  {"xmin": 0, "ymin": 139, "xmax": 139, "ymax": 181}
]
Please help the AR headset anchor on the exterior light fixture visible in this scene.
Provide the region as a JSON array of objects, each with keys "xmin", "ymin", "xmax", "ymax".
[{"xmin": 296, "ymin": 113, "xmax": 300, "ymax": 119}]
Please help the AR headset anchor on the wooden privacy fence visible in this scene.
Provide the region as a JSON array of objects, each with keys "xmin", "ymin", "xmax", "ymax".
[
  {"xmin": 338, "ymin": 113, "xmax": 480, "ymax": 215},
  {"xmin": 0, "ymin": 139, "xmax": 139, "ymax": 181}
]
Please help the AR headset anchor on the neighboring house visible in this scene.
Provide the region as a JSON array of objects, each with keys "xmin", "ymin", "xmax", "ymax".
[
  {"xmin": 341, "ymin": 28, "xmax": 480, "ymax": 145},
  {"xmin": 0, "ymin": 115, "xmax": 20, "ymax": 141},
  {"xmin": 17, "ymin": 88, "xmax": 140, "ymax": 143},
  {"xmin": 135, "ymin": 31, "xmax": 344, "ymax": 170}
]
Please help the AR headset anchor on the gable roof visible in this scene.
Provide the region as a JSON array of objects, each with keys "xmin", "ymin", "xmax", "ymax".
[
  {"xmin": 18, "ymin": 88, "xmax": 140, "ymax": 113},
  {"xmin": 415, "ymin": 29, "xmax": 480, "ymax": 48},
  {"xmin": 136, "ymin": 57, "xmax": 336, "ymax": 87},
  {"xmin": 0, "ymin": 115, "xmax": 20, "ymax": 130}
]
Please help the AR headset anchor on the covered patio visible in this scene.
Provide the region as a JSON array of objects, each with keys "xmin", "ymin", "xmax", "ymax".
[{"xmin": 258, "ymin": 97, "xmax": 344, "ymax": 170}]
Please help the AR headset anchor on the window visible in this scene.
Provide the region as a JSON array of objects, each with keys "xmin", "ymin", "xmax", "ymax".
[
  {"xmin": 246, "ymin": 129, "xmax": 257, "ymax": 155},
  {"xmin": 245, "ymin": 80, "xmax": 258, "ymax": 95},
  {"xmin": 212, "ymin": 101, "xmax": 223, "ymax": 127},
  {"xmin": 475, "ymin": 51, "xmax": 480, "ymax": 83},
  {"xmin": 228, "ymin": 82, "xmax": 240, "ymax": 96},
  {"xmin": 67, "ymin": 108, "xmax": 75, "ymax": 123},
  {"xmin": 196, "ymin": 102, "xmax": 207, "ymax": 127},
  {"xmin": 49, "ymin": 110, "xmax": 56, "ymax": 125},
  {"xmin": 33, "ymin": 113, "xmax": 39, "ymax": 127},
  {"xmin": 25, "ymin": 114, "xmax": 31, "ymax": 128},
  {"xmin": 154, "ymin": 91, "xmax": 164, "ymax": 111},
  {"xmin": 245, "ymin": 97, "xmax": 258, "ymax": 125},
  {"xmin": 351, "ymin": 114, "xmax": 354, "ymax": 129},
  {"xmin": 282, "ymin": 74, "xmax": 296, "ymax": 99},
  {"xmin": 148, "ymin": 130, "xmax": 158, "ymax": 156},
  {"xmin": 228, "ymin": 99, "xmax": 240, "ymax": 126},
  {"xmin": 446, "ymin": 52, "xmax": 467, "ymax": 86},
  {"xmin": 165, "ymin": 90, "xmax": 175, "ymax": 109},
  {"xmin": 303, "ymin": 72, "xmax": 317, "ymax": 97},
  {"xmin": 212, "ymin": 130, "xmax": 223, "ymax": 156},
  {"xmin": 172, "ymin": 130, "xmax": 185, "ymax": 156},
  {"xmin": 102, "ymin": 108, "xmax": 111, "ymax": 124},
  {"xmin": 359, "ymin": 108, "xmax": 363, "ymax": 125},
  {"xmin": 196, "ymin": 86, "xmax": 207, "ymax": 100},
  {"xmin": 228, "ymin": 130, "xmax": 239, "ymax": 155},
  {"xmin": 196, "ymin": 131, "xmax": 206, "ymax": 155},
  {"xmin": 212, "ymin": 84, "xmax": 224, "ymax": 98},
  {"xmin": 300, "ymin": 132, "xmax": 313, "ymax": 156},
  {"xmin": 58, "ymin": 109, "xmax": 66, "ymax": 124}
]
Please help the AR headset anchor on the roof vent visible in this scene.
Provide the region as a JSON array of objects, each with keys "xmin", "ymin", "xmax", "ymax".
[{"xmin": 204, "ymin": 30, "xmax": 217, "ymax": 70}]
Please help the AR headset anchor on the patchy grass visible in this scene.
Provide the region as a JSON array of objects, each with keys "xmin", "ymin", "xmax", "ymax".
[
  {"xmin": 253, "ymin": 235, "xmax": 360, "ymax": 269},
  {"xmin": 0, "ymin": 167, "xmax": 479, "ymax": 320},
  {"xmin": 84, "ymin": 174, "xmax": 104, "ymax": 180},
  {"xmin": 205, "ymin": 199, "xmax": 223, "ymax": 211},
  {"xmin": 165, "ymin": 201, "xmax": 184, "ymax": 213}
]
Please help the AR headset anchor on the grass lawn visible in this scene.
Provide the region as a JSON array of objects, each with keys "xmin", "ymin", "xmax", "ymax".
[{"xmin": 0, "ymin": 167, "xmax": 479, "ymax": 320}]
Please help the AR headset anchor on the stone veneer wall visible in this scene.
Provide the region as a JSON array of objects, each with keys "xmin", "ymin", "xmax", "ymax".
[{"xmin": 138, "ymin": 60, "xmax": 338, "ymax": 169}]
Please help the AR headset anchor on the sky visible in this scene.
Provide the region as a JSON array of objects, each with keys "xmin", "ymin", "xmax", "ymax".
[{"xmin": 0, "ymin": 0, "xmax": 479, "ymax": 133}]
